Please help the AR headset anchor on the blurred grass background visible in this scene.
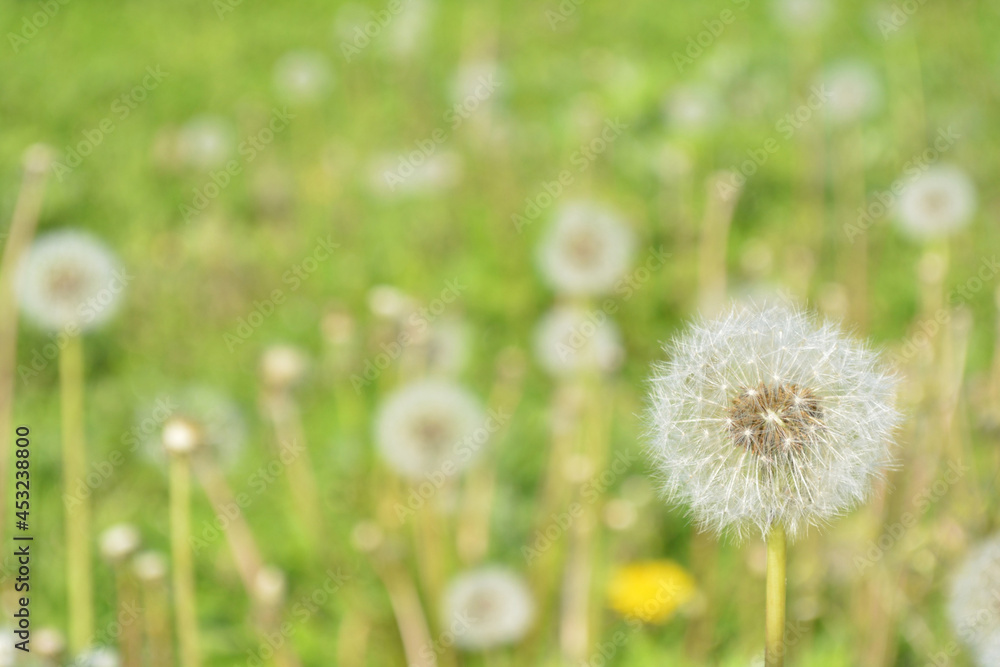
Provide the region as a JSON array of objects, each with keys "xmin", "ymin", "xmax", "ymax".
[{"xmin": 2, "ymin": 0, "xmax": 999, "ymax": 664}]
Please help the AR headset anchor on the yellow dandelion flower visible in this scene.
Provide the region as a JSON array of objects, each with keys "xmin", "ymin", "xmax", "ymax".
[{"xmin": 607, "ymin": 560, "xmax": 696, "ymax": 624}]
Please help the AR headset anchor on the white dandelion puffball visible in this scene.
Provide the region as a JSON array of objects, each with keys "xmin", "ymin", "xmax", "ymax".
[
  {"xmin": 367, "ymin": 150, "xmax": 463, "ymax": 196},
  {"xmin": 949, "ymin": 534, "xmax": 1000, "ymax": 653},
  {"xmin": 534, "ymin": 305, "xmax": 624, "ymax": 378},
  {"xmin": 16, "ymin": 230, "xmax": 125, "ymax": 333},
  {"xmin": 537, "ymin": 201, "xmax": 635, "ymax": 296},
  {"xmin": 443, "ymin": 567, "xmax": 535, "ymax": 650},
  {"xmin": 976, "ymin": 636, "xmax": 1000, "ymax": 667},
  {"xmin": 99, "ymin": 523, "xmax": 141, "ymax": 563},
  {"xmin": 260, "ymin": 344, "xmax": 309, "ymax": 391},
  {"xmin": 274, "ymin": 51, "xmax": 332, "ymax": 103},
  {"xmin": 178, "ymin": 115, "xmax": 233, "ymax": 169},
  {"xmin": 822, "ymin": 62, "xmax": 882, "ymax": 124},
  {"xmin": 71, "ymin": 648, "xmax": 120, "ymax": 667},
  {"xmin": 375, "ymin": 379, "xmax": 487, "ymax": 480},
  {"xmin": 132, "ymin": 551, "xmax": 168, "ymax": 583},
  {"xmin": 142, "ymin": 387, "xmax": 246, "ymax": 467},
  {"xmin": 772, "ymin": 0, "xmax": 831, "ymax": 31},
  {"xmin": 663, "ymin": 85, "xmax": 723, "ymax": 133},
  {"xmin": 646, "ymin": 302, "xmax": 900, "ymax": 541},
  {"xmin": 896, "ymin": 165, "xmax": 977, "ymax": 240}
]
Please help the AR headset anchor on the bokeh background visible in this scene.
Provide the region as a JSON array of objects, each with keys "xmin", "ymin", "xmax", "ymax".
[{"xmin": 2, "ymin": 0, "xmax": 999, "ymax": 665}]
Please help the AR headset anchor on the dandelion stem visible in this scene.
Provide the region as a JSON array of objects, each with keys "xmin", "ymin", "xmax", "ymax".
[
  {"xmin": 0, "ymin": 145, "xmax": 50, "ymax": 554},
  {"xmin": 170, "ymin": 453, "xmax": 200, "ymax": 667},
  {"xmin": 765, "ymin": 525, "xmax": 787, "ymax": 667},
  {"xmin": 60, "ymin": 333, "xmax": 93, "ymax": 652}
]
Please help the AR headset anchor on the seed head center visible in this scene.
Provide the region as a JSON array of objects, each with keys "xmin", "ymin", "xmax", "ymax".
[{"xmin": 727, "ymin": 382, "xmax": 823, "ymax": 457}]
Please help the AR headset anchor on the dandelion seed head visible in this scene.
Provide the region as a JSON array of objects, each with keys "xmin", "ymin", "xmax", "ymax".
[
  {"xmin": 663, "ymin": 84, "xmax": 723, "ymax": 133},
  {"xmin": 161, "ymin": 417, "xmax": 202, "ymax": 456},
  {"xmin": 146, "ymin": 388, "xmax": 246, "ymax": 466},
  {"xmin": 772, "ymin": 0, "xmax": 832, "ymax": 30},
  {"xmin": 366, "ymin": 150, "xmax": 463, "ymax": 196},
  {"xmin": 274, "ymin": 51, "xmax": 332, "ymax": 103},
  {"xmin": 253, "ymin": 565, "xmax": 287, "ymax": 607},
  {"xmin": 976, "ymin": 635, "xmax": 1000, "ymax": 667},
  {"xmin": 99, "ymin": 523, "xmax": 141, "ymax": 564},
  {"xmin": 34, "ymin": 628, "xmax": 65, "ymax": 658},
  {"xmin": 443, "ymin": 567, "xmax": 535, "ymax": 650},
  {"xmin": 537, "ymin": 201, "xmax": 635, "ymax": 296},
  {"xmin": 534, "ymin": 305, "xmax": 624, "ymax": 378},
  {"xmin": 178, "ymin": 115, "xmax": 233, "ymax": 169},
  {"xmin": 822, "ymin": 61, "xmax": 881, "ymax": 124},
  {"xmin": 646, "ymin": 301, "xmax": 900, "ymax": 541},
  {"xmin": 949, "ymin": 534, "xmax": 1000, "ymax": 653},
  {"xmin": 16, "ymin": 230, "xmax": 124, "ymax": 332},
  {"xmin": 897, "ymin": 165, "xmax": 976, "ymax": 240},
  {"xmin": 374, "ymin": 379, "xmax": 486, "ymax": 480},
  {"xmin": 260, "ymin": 344, "xmax": 309, "ymax": 391},
  {"xmin": 132, "ymin": 551, "xmax": 168, "ymax": 583},
  {"xmin": 71, "ymin": 648, "xmax": 119, "ymax": 667}
]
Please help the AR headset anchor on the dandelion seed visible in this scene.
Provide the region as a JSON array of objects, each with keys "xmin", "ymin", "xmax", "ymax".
[
  {"xmin": 537, "ymin": 201, "xmax": 635, "ymax": 296},
  {"xmin": 16, "ymin": 230, "xmax": 124, "ymax": 332},
  {"xmin": 443, "ymin": 567, "xmax": 535, "ymax": 650},
  {"xmin": 949, "ymin": 534, "xmax": 1000, "ymax": 654},
  {"xmin": 534, "ymin": 305, "xmax": 624, "ymax": 378},
  {"xmin": 375, "ymin": 379, "xmax": 486, "ymax": 480},
  {"xmin": 821, "ymin": 61, "xmax": 882, "ymax": 124},
  {"xmin": 646, "ymin": 301, "xmax": 900, "ymax": 541},
  {"xmin": 274, "ymin": 51, "xmax": 332, "ymax": 103},
  {"xmin": 896, "ymin": 165, "xmax": 977, "ymax": 240}
]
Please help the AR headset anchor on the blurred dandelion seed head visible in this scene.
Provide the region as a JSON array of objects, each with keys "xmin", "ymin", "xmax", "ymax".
[
  {"xmin": 161, "ymin": 417, "xmax": 202, "ymax": 456},
  {"xmin": 534, "ymin": 305, "xmax": 624, "ymax": 378},
  {"xmin": 646, "ymin": 301, "xmax": 900, "ymax": 541},
  {"xmin": 772, "ymin": 0, "xmax": 832, "ymax": 30},
  {"xmin": 148, "ymin": 388, "xmax": 246, "ymax": 466},
  {"xmin": 132, "ymin": 551, "xmax": 168, "ymax": 583},
  {"xmin": 607, "ymin": 560, "xmax": 696, "ymax": 624},
  {"xmin": 34, "ymin": 628, "xmax": 65, "ymax": 658},
  {"xmin": 253, "ymin": 565, "xmax": 287, "ymax": 606},
  {"xmin": 822, "ymin": 61, "xmax": 882, "ymax": 124},
  {"xmin": 273, "ymin": 51, "xmax": 332, "ymax": 103},
  {"xmin": 443, "ymin": 567, "xmax": 535, "ymax": 650},
  {"xmin": 374, "ymin": 379, "xmax": 486, "ymax": 480},
  {"xmin": 663, "ymin": 84, "xmax": 724, "ymax": 133},
  {"xmin": 949, "ymin": 534, "xmax": 1000, "ymax": 653},
  {"xmin": 71, "ymin": 648, "xmax": 120, "ymax": 667},
  {"xmin": 897, "ymin": 165, "xmax": 977, "ymax": 240},
  {"xmin": 260, "ymin": 344, "xmax": 309, "ymax": 391},
  {"xmin": 537, "ymin": 201, "xmax": 635, "ymax": 296},
  {"xmin": 16, "ymin": 230, "xmax": 124, "ymax": 333},
  {"xmin": 99, "ymin": 523, "xmax": 141, "ymax": 564},
  {"xmin": 178, "ymin": 115, "xmax": 234, "ymax": 169}
]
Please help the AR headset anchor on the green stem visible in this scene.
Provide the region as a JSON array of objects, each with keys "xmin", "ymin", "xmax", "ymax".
[
  {"xmin": 61, "ymin": 334, "xmax": 92, "ymax": 652},
  {"xmin": 765, "ymin": 525, "xmax": 787, "ymax": 667},
  {"xmin": 170, "ymin": 454, "xmax": 200, "ymax": 667}
]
